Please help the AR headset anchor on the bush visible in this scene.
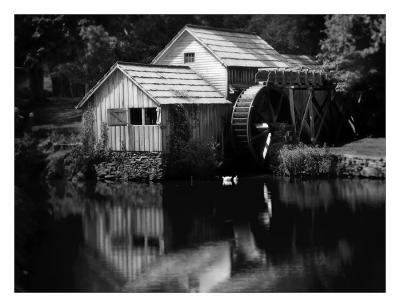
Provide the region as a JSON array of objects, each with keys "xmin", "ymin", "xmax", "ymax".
[
  {"xmin": 274, "ymin": 143, "xmax": 335, "ymax": 177},
  {"xmin": 167, "ymin": 140, "xmax": 221, "ymax": 179},
  {"xmin": 166, "ymin": 104, "xmax": 221, "ymax": 178},
  {"xmin": 61, "ymin": 121, "xmax": 111, "ymax": 180},
  {"xmin": 63, "ymin": 143, "xmax": 111, "ymax": 180}
]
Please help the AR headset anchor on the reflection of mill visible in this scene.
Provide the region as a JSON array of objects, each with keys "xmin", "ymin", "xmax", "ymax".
[
  {"xmin": 80, "ymin": 180, "xmax": 277, "ymax": 292},
  {"xmin": 83, "ymin": 204, "xmax": 166, "ymax": 282}
]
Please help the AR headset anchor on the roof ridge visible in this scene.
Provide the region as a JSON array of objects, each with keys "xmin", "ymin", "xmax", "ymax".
[
  {"xmin": 116, "ymin": 61, "xmax": 190, "ymax": 69},
  {"xmin": 185, "ymin": 24, "xmax": 257, "ymax": 35}
]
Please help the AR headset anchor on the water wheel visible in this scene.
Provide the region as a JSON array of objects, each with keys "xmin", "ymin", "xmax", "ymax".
[{"xmin": 231, "ymin": 84, "xmax": 292, "ymax": 167}]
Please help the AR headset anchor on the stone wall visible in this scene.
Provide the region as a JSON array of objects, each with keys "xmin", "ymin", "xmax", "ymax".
[
  {"xmin": 95, "ymin": 152, "xmax": 166, "ymax": 182},
  {"xmin": 333, "ymin": 154, "xmax": 385, "ymax": 179}
]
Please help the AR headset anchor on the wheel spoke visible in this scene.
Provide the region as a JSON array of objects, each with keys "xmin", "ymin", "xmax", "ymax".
[{"xmin": 262, "ymin": 133, "xmax": 272, "ymax": 159}]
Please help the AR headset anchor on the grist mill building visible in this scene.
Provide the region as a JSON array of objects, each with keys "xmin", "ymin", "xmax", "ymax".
[{"xmin": 77, "ymin": 24, "xmax": 345, "ymax": 178}]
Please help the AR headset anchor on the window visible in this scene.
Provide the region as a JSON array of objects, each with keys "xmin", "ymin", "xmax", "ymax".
[
  {"xmin": 145, "ymin": 108, "xmax": 157, "ymax": 125},
  {"xmin": 129, "ymin": 107, "xmax": 161, "ymax": 125},
  {"xmin": 107, "ymin": 108, "xmax": 127, "ymax": 126},
  {"xmin": 184, "ymin": 52, "xmax": 195, "ymax": 64},
  {"xmin": 130, "ymin": 108, "xmax": 142, "ymax": 125}
]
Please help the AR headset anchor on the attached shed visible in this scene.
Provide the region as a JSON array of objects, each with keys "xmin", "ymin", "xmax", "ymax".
[{"xmin": 76, "ymin": 62, "xmax": 231, "ymax": 152}]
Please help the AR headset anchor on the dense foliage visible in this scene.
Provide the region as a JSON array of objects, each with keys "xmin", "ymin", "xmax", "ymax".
[
  {"xmin": 318, "ymin": 15, "xmax": 386, "ymax": 137},
  {"xmin": 167, "ymin": 105, "xmax": 220, "ymax": 178},
  {"xmin": 247, "ymin": 15, "xmax": 325, "ymax": 55},
  {"xmin": 319, "ymin": 15, "xmax": 385, "ymax": 93},
  {"xmin": 273, "ymin": 143, "xmax": 335, "ymax": 177}
]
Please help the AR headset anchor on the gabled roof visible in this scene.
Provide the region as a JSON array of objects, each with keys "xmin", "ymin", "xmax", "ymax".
[
  {"xmin": 76, "ymin": 62, "xmax": 230, "ymax": 109},
  {"xmin": 152, "ymin": 24, "xmax": 290, "ymax": 69}
]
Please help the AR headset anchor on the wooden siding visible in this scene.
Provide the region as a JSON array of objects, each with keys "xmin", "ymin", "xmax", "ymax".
[
  {"xmin": 228, "ymin": 67, "xmax": 258, "ymax": 89},
  {"xmin": 92, "ymin": 70, "xmax": 162, "ymax": 151},
  {"xmin": 161, "ymin": 104, "xmax": 232, "ymax": 152},
  {"xmin": 152, "ymin": 31, "xmax": 228, "ymax": 97}
]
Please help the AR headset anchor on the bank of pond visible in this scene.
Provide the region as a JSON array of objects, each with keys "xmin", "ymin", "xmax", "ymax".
[{"xmin": 15, "ymin": 133, "xmax": 386, "ymax": 185}]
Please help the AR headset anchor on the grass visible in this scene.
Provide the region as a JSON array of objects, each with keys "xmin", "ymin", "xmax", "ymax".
[{"xmin": 330, "ymin": 138, "xmax": 386, "ymax": 158}]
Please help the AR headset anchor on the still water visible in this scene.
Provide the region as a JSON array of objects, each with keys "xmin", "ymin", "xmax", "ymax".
[{"xmin": 23, "ymin": 176, "xmax": 385, "ymax": 292}]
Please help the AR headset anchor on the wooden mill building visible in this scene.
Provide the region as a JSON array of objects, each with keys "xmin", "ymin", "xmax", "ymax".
[{"xmin": 77, "ymin": 24, "xmax": 346, "ymax": 167}]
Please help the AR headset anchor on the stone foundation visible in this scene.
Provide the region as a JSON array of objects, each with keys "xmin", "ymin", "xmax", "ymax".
[
  {"xmin": 333, "ymin": 154, "xmax": 385, "ymax": 179},
  {"xmin": 95, "ymin": 152, "xmax": 166, "ymax": 182}
]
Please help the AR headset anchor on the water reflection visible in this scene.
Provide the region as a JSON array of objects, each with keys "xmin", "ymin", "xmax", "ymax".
[
  {"xmin": 39, "ymin": 177, "xmax": 385, "ymax": 292},
  {"xmin": 83, "ymin": 203, "xmax": 165, "ymax": 282}
]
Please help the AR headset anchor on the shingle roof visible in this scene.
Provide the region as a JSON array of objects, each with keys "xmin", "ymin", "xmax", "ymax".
[
  {"xmin": 76, "ymin": 62, "xmax": 230, "ymax": 108},
  {"xmin": 155, "ymin": 24, "xmax": 291, "ymax": 69},
  {"xmin": 153, "ymin": 25, "xmax": 324, "ymax": 70},
  {"xmin": 280, "ymin": 54, "xmax": 322, "ymax": 69}
]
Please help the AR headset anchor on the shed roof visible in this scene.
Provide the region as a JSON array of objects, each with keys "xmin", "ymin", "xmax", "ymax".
[
  {"xmin": 152, "ymin": 24, "xmax": 291, "ymax": 69},
  {"xmin": 76, "ymin": 62, "xmax": 230, "ymax": 109}
]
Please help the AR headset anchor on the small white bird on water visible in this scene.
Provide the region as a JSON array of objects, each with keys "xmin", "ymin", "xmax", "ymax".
[
  {"xmin": 222, "ymin": 176, "xmax": 232, "ymax": 186},
  {"xmin": 221, "ymin": 175, "xmax": 239, "ymax": 186},
  {"xmin": 233, "ymin": 175, "xmax": 238, "ymax": 185}
]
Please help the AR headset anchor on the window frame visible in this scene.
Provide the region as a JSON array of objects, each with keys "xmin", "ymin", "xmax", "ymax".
[
  {"xmin": 128, "ymin": 107, "xmax": 161, "ymax": 126},
  {"xmin": 184, "ymin": 52, "xmax": 195, "ymax": 64}
]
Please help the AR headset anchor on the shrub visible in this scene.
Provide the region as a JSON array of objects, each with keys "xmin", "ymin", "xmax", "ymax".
[
  {"xmin": 81, "ymin": 108, "xmax": 96, "ymax": 154},
  {"xmin": 167, "ymin": 139, "xmax": 220, "ymax": 178},
  {"xmin": 63, "ymin": 121, "xmax": 111, "ymax": 180},
  {"xmin": 166, "ymin": 104, "xmax": 221, "ymax": 178},
  {"xmin": 274, "ymin": 143, "xmax": 335, "ymax": 177}
]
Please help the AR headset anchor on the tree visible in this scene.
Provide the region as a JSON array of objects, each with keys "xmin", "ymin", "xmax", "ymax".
[
  {"xmin": 246, "ymin": 15, "xmax": 325, "ymax": 55},
  {"xmin": 319, "ymin": 15, "xmax": 386, "ymax": 137},
  {"xmin": 55, "ymin": 21, "xmax": 117, "ymax": 93},
  {"xmin": 319, "ymin": 15, "xmax": 385, "ymax": 93},
  {"xmin": 15, "ymin": 15, "xmax": 81, "ymax": 103}
]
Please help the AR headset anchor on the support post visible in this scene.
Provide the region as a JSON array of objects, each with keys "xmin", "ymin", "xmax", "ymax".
[
  {"xmin": 289, "ymin": 88, "xmax": 296, "ymax": 133},
  {"xmin": 309, "ymin": 89, "xmax": 316, "ymax": 144}
]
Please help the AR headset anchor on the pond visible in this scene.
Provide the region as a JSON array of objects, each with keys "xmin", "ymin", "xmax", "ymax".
[{"xmin": 19, "ymin": 176, "xmax": 385, "ymax": 292}]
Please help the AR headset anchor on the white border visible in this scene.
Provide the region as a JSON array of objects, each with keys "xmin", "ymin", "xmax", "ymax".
[{"xmin": 2, "ymin": 2, "xmax": 399, "ymax": 307}]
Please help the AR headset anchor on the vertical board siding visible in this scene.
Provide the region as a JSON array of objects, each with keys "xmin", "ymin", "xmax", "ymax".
[
  {"xmin": 228, "ymin": 67, "xmax": 258, "ymax": 87},
  {"xmin": 89, "ymin": 68, "xmax": 230, "ymax": 153},
  {"xmin": 91, "ymin": 69, "xmax": 162, "ymax": 152},
  {"xmin": 161, "ymin": 104, "xmax": 230, "ymax": 154},
  {"xmin": 153, "ymin": 31, "xmax": 228, "ymax": 97}
]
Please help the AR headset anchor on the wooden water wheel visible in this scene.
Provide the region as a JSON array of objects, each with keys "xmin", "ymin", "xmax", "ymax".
[{"xmin": 231, "ymin": 84, "xmax": 292, "ymax": 167}]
